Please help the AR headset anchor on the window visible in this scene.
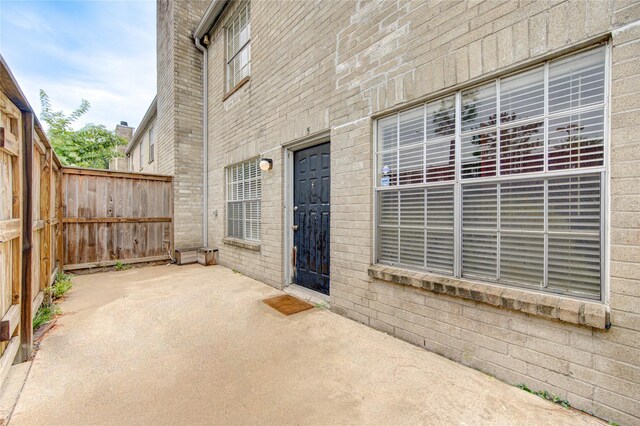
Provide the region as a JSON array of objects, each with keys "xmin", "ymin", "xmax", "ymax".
[
  {"xmin": 226, "ymin": 2, "xmax": 250, "ymax": 92},
  {"xmin": 226, "ymin": 158, "xmax": 261, "ymax": 241},
  {"xmin": 148, "ymin": 125, "xmax": 155, "ymax": 163},
  {"xmin": 375, "ymin": 45, "xmax": 607, "ymax": 300},
  {"xmin": 139, "ymin": 141, "xmax": 144, "ymax": 170}
]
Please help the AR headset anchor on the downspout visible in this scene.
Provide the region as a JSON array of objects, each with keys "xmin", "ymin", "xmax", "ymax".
[{"xmin": 194, "ymin": 35, "xmax": 208, "ymax": 248}]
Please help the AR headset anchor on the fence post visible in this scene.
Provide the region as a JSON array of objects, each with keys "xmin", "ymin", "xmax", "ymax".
[
  {"xmin": 41, "ymin": 150, "xmax": 51, "ymax": 302},
  {"xmin": 56, "ymin": 168, "xmax": 63, "ymax": 271},
  {"xmin": 18, "ymin": 111, "xmax": 34, "ymax": 362}
]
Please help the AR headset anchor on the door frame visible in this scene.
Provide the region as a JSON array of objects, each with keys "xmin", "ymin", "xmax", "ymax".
[{"xmin": 282, "ymin": 130, "xmax": 331, "ymax": 298}]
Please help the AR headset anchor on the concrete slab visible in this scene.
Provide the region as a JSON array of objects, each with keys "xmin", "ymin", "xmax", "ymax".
[
  {"xmin": 10, "ymin": 264, "xmax": 603, "ymax": 425},
  {"xmin": 0, "ymin": 361, "xmax": 31, "ymax": 424}
]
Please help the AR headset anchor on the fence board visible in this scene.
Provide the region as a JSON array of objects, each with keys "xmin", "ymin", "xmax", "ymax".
[
  {"xmin": 62, "ymin": 169, "xmax": 173, "ymax": 270},
  {"xmin": 0, "ymin": 91, "xmax": 22, "ymax": 368}
]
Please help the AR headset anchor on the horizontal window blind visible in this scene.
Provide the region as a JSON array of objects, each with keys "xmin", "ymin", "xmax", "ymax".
[
  {"xmin": 227, "ymin": 158, "xmax": 261, "ymax": 241},
  {"xmin": 377, "ymin": 186, "xmax": 455, "ymax": 274},
  {"xmin": 375, "ymin": 45, "xmax": 607, "ymax": 300}
]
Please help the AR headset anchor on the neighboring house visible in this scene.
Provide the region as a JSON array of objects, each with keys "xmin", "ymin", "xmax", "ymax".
[
  {"xmin": 108, "ymin": 121, "xmax": 134, "ymax": 171},
  {"xmin": 125, "ymin": 97, "xmax": 158, "ymax": 173},
  {"xmin": 153, "ymin": 1, "xmax": 640, "ymax": 423}
]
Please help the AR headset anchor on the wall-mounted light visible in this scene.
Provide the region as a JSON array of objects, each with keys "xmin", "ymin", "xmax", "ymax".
[{"xmin": 259, "ymin": 158, "xmax": 273, "ymax": 171}]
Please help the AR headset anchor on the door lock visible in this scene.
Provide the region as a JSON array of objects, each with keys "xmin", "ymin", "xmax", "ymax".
[{"xmin": 292, "ymin": 225, "xmax": 299, "ymax": 231}]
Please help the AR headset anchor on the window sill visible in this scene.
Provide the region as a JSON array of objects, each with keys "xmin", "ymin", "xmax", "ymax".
[
  {"xmin": 367, "ymin": 264, "xmax": 610, "ymax": 330},
  {"xmin": 222, "ymin": 237, "xmax": 260, "ymax": 251},
  {"xmin": 223, "ymin": 76, "xmax": 250, "ymax": 101}
]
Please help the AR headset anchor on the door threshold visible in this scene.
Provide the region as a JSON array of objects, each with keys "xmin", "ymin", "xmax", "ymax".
[{"xmin": 284, "ymin": 284, "xmax": 330, "ymax": 307}]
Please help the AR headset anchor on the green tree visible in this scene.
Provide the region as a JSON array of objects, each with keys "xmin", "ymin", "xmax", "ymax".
[{"xmin": 39, "ymin": 90, "xmax": 127, "ymax": 169}]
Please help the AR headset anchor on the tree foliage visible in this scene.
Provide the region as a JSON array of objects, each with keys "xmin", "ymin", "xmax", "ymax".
[{"xmin": 39, "ymin": 90, "xmax": 127, "ymax": 169}]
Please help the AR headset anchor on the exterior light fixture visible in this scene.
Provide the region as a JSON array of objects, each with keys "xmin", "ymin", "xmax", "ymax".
[{"xmin": 259, "ymin": 158, "xmax": 273, "ymax": 171}]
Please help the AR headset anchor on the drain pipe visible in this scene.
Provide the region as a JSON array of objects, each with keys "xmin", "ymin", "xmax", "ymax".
[{"xmin": 194, "ymin": 34, "xmax": 209, "ymax": 248}]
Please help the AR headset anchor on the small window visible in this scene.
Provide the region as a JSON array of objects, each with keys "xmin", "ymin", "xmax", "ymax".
[
  {"xmin": 139, "ymin": 141, "xmax": 144, "ymax": 170},
  {"xmin": 148, "ymin": 125, "xmax": 155, "ymax": 163},
  {"xmin": 226, "ymin": 158, "xmax": 261, "ymax": 241},
  {"xmin": 226, "ymin": 2, "xmax": 251, "ymax": 93}
]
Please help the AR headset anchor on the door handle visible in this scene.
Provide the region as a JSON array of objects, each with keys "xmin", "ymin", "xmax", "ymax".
[{"xmin": 292, "ymin": 225, "xmax": 299, "ymax": 231}]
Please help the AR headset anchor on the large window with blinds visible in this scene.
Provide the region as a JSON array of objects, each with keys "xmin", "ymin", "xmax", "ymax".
[
  {"xmin": 375, "ymin": 45, "xmax": 607, "ymax": 300},
  {"xmin": 227, "ymin": 158, "xmax": 261, "ymax": 241}
]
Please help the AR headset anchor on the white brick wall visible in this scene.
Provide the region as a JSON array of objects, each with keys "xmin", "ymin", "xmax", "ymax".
[{"xmin": 181, "ymin": 1, "xmax": 640, "ymax": 423}]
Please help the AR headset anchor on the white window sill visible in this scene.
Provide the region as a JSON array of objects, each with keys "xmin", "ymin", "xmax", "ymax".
[
  {"xmin": 368, "ymin": 264, "xmax": 610, "ymax": 330},
  {"xmin": 222, "ymin": 237, "xmax": 260, "ymax": 252}
]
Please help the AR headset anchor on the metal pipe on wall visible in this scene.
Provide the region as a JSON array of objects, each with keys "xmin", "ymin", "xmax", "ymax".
[{"xmin": 194, "ymin": 35, "xmax": 209, "ymax": 248}]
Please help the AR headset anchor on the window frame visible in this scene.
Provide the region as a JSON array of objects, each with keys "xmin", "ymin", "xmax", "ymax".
[
  {"xmin": 148, "ymin": 125, "xmax": 155, "ymax": 164},
  {"xmin": 373, "ymin": 44, "xmax": 609, "ymax": 302},
  {"xmin": 225, "ymin": 2, "xmax": 251, "ymax": 94},
  {"xmin": 225, "ymin": 158, "xmax": 262, "ymax": 242},
  {"xmin": 138, "ymin": 140, "xmax": 144, "ymax": 171}
]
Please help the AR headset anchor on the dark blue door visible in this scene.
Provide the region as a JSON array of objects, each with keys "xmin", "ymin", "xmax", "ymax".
[{"xmin": 294, "ymin": 143, "xmax": 330, "ymax": 295}]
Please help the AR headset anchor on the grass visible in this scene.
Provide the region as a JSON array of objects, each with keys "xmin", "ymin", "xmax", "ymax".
[
  {"xmin": 33, "ymin": 272, "xmax": 73, "ymax": 331},
  {"xmin": 51, "ymin": 272, "xmax": 73, "ymax": 299},
  {"xmin": 114, "ymin": 260, "xmax": 131, "ymax": 271},
  {"xmin": 516, "ymin": 384, "xmax": 571, "ymax": 408},
  {"xmin": 314, "ymin": 302, "xmax": 328, "ymax": 310},
  {"xmin": 33, "ymin": 304, "xmax": 61, "ymax": 331}
]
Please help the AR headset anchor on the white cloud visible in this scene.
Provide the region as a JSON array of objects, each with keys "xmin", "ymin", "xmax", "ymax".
[{"xmin": 0, "ymin": 0, "xmax": 157, "ymax": 131}]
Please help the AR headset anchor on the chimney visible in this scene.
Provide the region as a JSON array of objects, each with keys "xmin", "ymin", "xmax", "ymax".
[{"xmin": 115, "ymin": 121, "xmax": 134, "ymax": 142}]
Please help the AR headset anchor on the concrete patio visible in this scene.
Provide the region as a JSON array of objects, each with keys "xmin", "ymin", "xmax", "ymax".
[{"xmin": 9, "ymin": 264, "xmax": 601, "ymax": 425}]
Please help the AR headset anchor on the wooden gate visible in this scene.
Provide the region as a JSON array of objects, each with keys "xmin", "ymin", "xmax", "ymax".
[
  {"xmin": 61, "ymin": 168, "xmax": 173, "ymax": 271},
  {"xmin": 0, "ymin": 74, "xmax": 63, "ymax": 378},
  {"xmin": 0, "ymin": 91, "xmax": 23, "ymax": 379}
]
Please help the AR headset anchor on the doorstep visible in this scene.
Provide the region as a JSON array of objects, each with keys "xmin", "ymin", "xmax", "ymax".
[{"xmin": 284, "ymin": 283, "xmax": 330, "ymax": 306}]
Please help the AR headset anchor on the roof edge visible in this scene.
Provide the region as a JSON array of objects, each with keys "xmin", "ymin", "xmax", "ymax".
[
  {"xmin": 193, "ymin": 0, "xmax": 230, "ymax": 40},
  {"xmin": 125, "ymin": 96, "xmax": 157, "ymax": 154}
]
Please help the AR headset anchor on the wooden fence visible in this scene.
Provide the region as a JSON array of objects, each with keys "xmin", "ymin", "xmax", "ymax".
[
  {"xmin": 61, "ymin": 168, "xmax": 173, "ymax": 271},
  {"xmin": 0, "ymin": 90, "xmax": 23, "ymax": 381},
  {"xmin": 0, "ymin": 71, "xmax": 63, "ymax": 380},
  {"xmin": 1, "ymin": 58, "xmax": 174, "ymax": 388}
]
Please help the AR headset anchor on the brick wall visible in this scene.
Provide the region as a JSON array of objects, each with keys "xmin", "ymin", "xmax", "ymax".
[
  {"xmin": 198, "ymin": 1, "xmax": 639, "ymax": 423},
  {"xmin": 157, "ymin": 0, "xmax": 209, "ymax": 248}
]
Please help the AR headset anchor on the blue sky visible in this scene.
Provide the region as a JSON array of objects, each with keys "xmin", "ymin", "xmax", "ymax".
[{"xmin": 0, "ymin": 0, "xmax": 156, "ymax": 130}]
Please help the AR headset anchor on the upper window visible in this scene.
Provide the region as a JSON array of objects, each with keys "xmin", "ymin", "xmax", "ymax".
[
  {"xmin": 375, "ymin": 45, "xmax": 607, "ymax": 300},
  {"xmin": 139, "ymin": 140, "xmax": 144, "ymax": 170},
  {"xmin": 226, "ymin": 158, "xmax": 261, "ymax": 241},
  {"xmin": 148, "ymin": 125, "xmax": 155, "ymax": 163},
  {"xmin": 226, "ymin": 2, "xmax": 251, "ymax": 92}
]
